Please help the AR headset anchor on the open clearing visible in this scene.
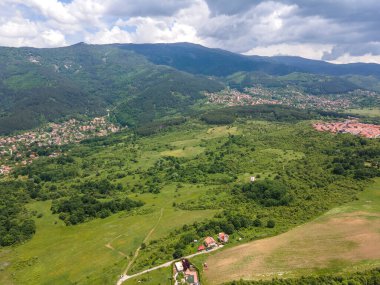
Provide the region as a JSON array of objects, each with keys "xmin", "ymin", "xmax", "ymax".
[{"xmin": 202, "ymin": 178, "xmax": 380, "ymax": 284}]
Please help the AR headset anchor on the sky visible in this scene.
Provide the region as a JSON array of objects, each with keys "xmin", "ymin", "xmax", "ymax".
[{"xmin": 1, "ymin": 0, "xmax": 380, "ymax": 63}]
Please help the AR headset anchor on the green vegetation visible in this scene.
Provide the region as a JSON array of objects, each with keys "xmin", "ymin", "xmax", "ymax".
[
  {"xmin": 1, "ymin": 43, "xmax": 380, "ymax": 135},
  {"xmin": 0, "ymin": 180, "xmax": 36, "ymax": 246},
  {"xmin": 201, "ymin": 105, "xmax": 316, "ymax": 125},
  {"xmin": 226, "ymin": 267, "xmax": 380, "ymax": 285},
  {"xmin": 227, "ymin": 72, "xmax": 359, "ymax": 95},
  {"xmin": 0, "ymin": 42, "xmax": 380, "ymax": 285},
  {"xmin": 0, "ymin": 111, "xmax": 379, "ymax": 284},
  {"xmin": 345, "ymin": 107, "xmax": 380, "ymax": 117},
  {"xmin": 51, "ymin": 195, "xmax": 144, "ymax": 225},
  {"xmin": 0, "ymin": 44, "xmax": 223, "ymax": 134}
]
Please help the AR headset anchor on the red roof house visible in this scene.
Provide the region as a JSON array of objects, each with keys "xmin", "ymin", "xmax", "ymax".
[
  {"xmin": 218, "ymin": 232, "xmax": 229, "ymax": 243},
  {"xmin": 204, "ymin": 236, "xmax": 217, "ymax": 248}
]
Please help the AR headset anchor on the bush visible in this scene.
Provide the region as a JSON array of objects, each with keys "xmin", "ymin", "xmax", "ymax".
[{"xmin": 267, "ymin": 220, "xmax": 276, "ymax": 228}]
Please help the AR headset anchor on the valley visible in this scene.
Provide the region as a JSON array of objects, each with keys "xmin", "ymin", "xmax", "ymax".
[
  {"xmin": 0, "ymin": 42, "xmax": 379, "ymax": 285},
  {"xmin": 1, "ymin": 117, "xmax": 379, "ymax": 284}
]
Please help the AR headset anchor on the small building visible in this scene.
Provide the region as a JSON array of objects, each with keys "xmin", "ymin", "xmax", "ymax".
[
  {"xmin": 175, "ymin": 261, "xmax": 184, "ymax": 272},
  {"xmin": 204, "ymin": 236, "xmax": 217, "ymax": 248},
  {"xmin": 250, "ymin": 176, "xmax": 256, "ymax": 183},
  {"xmin": 218, "ymin": 232, "xmax": 229, "ymax": 243},
  {"xmin": 197, "ymin": 245, "xmax": 205, "ymax": 252}
]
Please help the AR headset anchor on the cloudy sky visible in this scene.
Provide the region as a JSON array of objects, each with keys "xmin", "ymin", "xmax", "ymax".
[{"xmin": 1, "ymin": 0, "xmax": 380, "ymax": 63}]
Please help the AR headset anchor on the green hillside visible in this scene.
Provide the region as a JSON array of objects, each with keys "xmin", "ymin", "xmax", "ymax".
[{"xmin": 0, "ymin": 44, "xmax": 223, "ymax": 134}]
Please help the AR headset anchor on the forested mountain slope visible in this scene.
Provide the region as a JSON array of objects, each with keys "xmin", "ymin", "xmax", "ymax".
[
  {"xmin": 1, "ymin": 42, "xmax": 380, "ymax": 134},
  {"xmin": 0, "ymin": 43, "xmax": 223, "ymax": 134}
]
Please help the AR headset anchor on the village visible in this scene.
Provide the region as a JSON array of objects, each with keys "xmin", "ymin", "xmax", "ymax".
[
  {"xmin": 172, "ymin": 232, "xmax": 229, "ymax": 285},
  {"xmin": 204, "ymin": 86, "xmax": 365, "ymax": 111},
  {"xmin": 313, "ymin": 120, "xmax": 380, "ymax": 138},
  {"xmin": 0, "ymin": 116, "xmax": 121, "ymax": 175}
]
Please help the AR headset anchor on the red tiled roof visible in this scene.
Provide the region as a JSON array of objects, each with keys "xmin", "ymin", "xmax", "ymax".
[{"xmin": 204, "ymin": 236, "xmax": 216, "ymax": 245}]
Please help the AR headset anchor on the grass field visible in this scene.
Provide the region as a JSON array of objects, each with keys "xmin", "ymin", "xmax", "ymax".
[
  {"xmin": 0, "ymin": 123, "xmax": 241, "ymax": 285},
  {"xmin": 199, "ymin": 178, "xmax": 380, "ymax": 284},
  {"xmin": 0, "ymin": 184, "xmax": 217, "ymax": 285},
  {"xmin": 0, "ymin": 123, "xmax": 227, "ymax": 285},
  {"xmin": 345, "ymin": 108, "xmax": 380, "ymax": 118}
]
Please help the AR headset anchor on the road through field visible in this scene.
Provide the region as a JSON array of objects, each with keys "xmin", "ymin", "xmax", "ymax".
[{"xmin": 117, "ymin": 245, "xmax": 223, "ymax": 285}]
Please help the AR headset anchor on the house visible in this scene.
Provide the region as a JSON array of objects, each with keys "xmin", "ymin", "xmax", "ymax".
[
  {"xmin": 185, "ymin": 267, "xmax": 199, "ymax": 285},
  {"xmin": 173, "ymin": 259, "xmax": 200, "ymax": 285},
  {"xmin": 218, "ymin": 232, "xmax": 229, "ymax": 243},
  {"xmin": 197, "ymin": 245, "xmax": 205, "ymax": 252},
  {"xmin": 250, "ymin": 176, "xmax": 256, "ymax": 183},
  {"xmin": 204, "ymin": 236, "xmax": 217, "ymax": 248}
]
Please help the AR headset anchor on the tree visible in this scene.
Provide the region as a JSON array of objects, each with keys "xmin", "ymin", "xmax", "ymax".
[
  {"xmin": 267, "ymin": 220, "xmax": 275, "ymax": 228},
  {"xmin": 253, "ymin": 218, "xmax": 262, "ymax": 227},
  {"xmin": 173, "ymin": 249, "xmax": 183, "ymax": 259}
]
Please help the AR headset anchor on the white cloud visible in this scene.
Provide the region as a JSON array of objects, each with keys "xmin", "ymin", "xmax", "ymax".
[
  {"xmin": 329, "ymin": 53, "xmax": 380, "ymax": 64},
  {"xmin": 0, "ymin": 14, "xmax": 67, "ymax": 47},
  {"xmin": 85, "ymin": 26, "xmax": 131, "ymax": 44},
  {"xmin": 0, "ymin": 0, "xmax": 380, "ymax": 63},
  {"xmin": 245, "ymin": 43, "xmax": 333, "ymax": 60}
]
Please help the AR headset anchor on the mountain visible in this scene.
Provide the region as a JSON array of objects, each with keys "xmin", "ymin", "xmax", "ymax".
[
  {"xmin": 118, "ymin": 42, "xmax": 299, "ymax": 76},
  {"xmin": 0, "ymin": 43, "xmax": 223, "ymax": 134},
  {"xmin": 118, "ymin": 42, "xmax": 380, "ymax": 78},
  {"xmin": 267, "ymin": 55, "xmax": 380, "ymax": 77},
  {"xmin": 1, "ymin": 42, "xmax": 380, "ymax": 134}
]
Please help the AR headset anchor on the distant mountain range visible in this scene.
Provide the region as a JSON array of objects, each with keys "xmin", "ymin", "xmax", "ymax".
[
  {"xmin": 0, "ymin": 42, "xmax": 379, "ymax": 134},
  {"xmin": 119, "ymin": 42, "xmax": 380, "ymax": 77}
]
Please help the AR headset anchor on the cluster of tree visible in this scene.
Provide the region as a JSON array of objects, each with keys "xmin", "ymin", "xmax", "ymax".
[
  {"xmin": 51, "ymin": 195, "xmax": 144, "ymax": 225},
  {"xmin": 227, "ymin": 72, "xmax": 359, "ymax": 95},
  {"xmin": 14, "ymin": 156, "xmax": 78, "ymax": 182},
  {"xmin": 135, "ymin": 117, "xmax": 187, "ymax": 136},
  {"xmin": 234, "ymin": 180, "xmax": 293, "ymax": 207},
  {"xmin": 330, "ymin": 138, "xmax": 380, "ymax": 180},
  {"xmin": 226, "ymin": 267, "xmax": 380, "ymax": 285},
  {"xmin": 112, "ymin": 68, "xmax": 223, "ymax": 127},
  {"xmin": 0, "ymin": 180, "xmax": 36, "ymax": 246},
  {"xmin": 74, "ymin": 179, "xmax": 117, "ymax": 197},
  {"xmin": 201, "ymin": 105, "xmax": 314, "ymax": 125}
]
